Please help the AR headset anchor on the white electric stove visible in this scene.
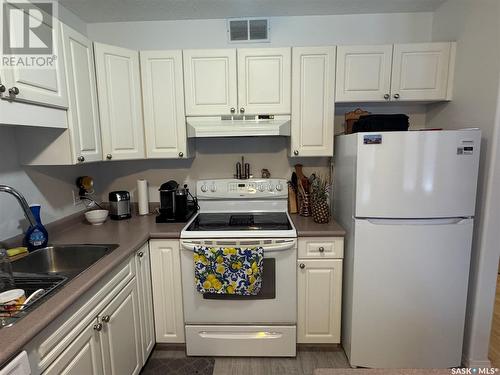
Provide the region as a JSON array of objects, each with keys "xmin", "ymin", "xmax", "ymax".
[{"xmin": 180, "ymin": 179, "xmax": 298, "ymax": 357}]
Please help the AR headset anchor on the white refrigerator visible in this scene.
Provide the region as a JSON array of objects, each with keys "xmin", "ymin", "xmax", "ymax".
[{"xmin": 333, "ymin": 129, "xmax": 480, "ymax": 368}]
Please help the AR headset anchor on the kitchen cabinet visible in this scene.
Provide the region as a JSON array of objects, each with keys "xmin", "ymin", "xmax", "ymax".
[
  {"xmin": 42, "ymin": 319, "xmax": 104, "ymax": 375},
  {"xmin": 391, "ymin": 42, "xmax": 453, "ymax": 101},
  {"xmin": 237, "ymin": 48, "xmax": 291, "ymax": 114},
  {"xmin": 99, "ymin": 280, "xmax": 142, "ymax": 375},
  {"xmin": 183, "ymin": 49, "xmax": 237, "ymax": 116},
  {"xmin": 183, "ymin": 47, "xmax": 291, "ymax": 116},
  {"xmin": 336, "ymin": 42, "xmax": 455, "ymax": 102},
  {"xmin": 0, "ymin": 14, "xmax": 68, "ymax": 108},
  {"xmin": 336, "ymin": 44, "xmax": 393, "ymax": 102},
  {"xmin": 291, "ymin": 46, "xmax": 335, "ymax": 157},
  {"xmin": 25, "ymin": 247, "xmax": 154, "ymax": 375},
  {"xmin": 94, "ymin": 42, "xmax": 145, "ymax": 161},
  {"xmin": 297, "ymin": 237, "xmax": 343, "ymax": 344},
  {"xmin": 0, "ymin": 352, "xmax": 31, "ymax": 375},
  {"xmin": 141, "ymin": 50, "xmax": 191, "ymax": 158},
  {"xmin": 134, "ymin": 244, "xmax": 155, "ymax": 362},
  {"xmin": 150, "ymin": 240, "xmax": 185, "ymax": 343}
]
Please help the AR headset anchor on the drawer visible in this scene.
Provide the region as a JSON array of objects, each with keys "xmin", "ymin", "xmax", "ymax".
[{"xmin": 298, "ymin": 237, "xmax": 344, "ymax": 259}]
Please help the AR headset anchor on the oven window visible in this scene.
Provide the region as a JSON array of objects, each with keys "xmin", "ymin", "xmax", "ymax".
[{"xmin": 203, "ymin": 258, "xmax": 276, "ymax": 300}]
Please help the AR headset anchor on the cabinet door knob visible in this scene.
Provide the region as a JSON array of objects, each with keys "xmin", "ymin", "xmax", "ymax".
[
  {"xmin": 93, "ymin": 323, "xmax": 103, "ymax": 331},
  {"xmin": 393, "ymin": 93, "xmax": 400, "ymax": 99},
  {"xmin": 230, "ymin": 107, "xmax": 236, "ymax": 113},
  {"xmin": 293, "ymin": 150, "xmax": 299, "ymax": 156},
  {"xmin": 299, "ymin": 263, "xmax": 305, "ymax": 269},
  {"xmin": 8, "ymin": 87, "xmax": 19, "ymax": 96},
  {"xmin": 384, "ymin": 93, "xmax": 390, "ymax": 100},
  {"xmin": 0, "ymin": 84, "xmax": 5, "ymax": 93},
  {"xmin": 318, "ymin": 247, "xmax": 325, "ymax": 253},
  {"xmin": 77, "ymin": 156, "xmax": 85, "ymax": 162},
  {"xmin": 178, "ymin": 152, "xmax": 184, "ymax": 158},
  {"xmin": 101, "ymin": 315, "xmax": 111, "ymax": 323},
  {"xmin": 106, "ymin": 154, "xmax": 112, "ymax": 160},
  {"xmin": 240, "ymin": 107, "xmax": 245, "ymax": 113},
  {"xmin": 137, "ymin": 251, "xmax": 144, "ymax": 258}
]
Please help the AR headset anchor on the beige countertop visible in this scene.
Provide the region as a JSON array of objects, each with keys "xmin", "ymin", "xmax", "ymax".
[
  {"xmin": 0, "ymin": 212, "xmax": 345, "ymax": 366},
  {"xmin": 290, "ymin": 214, "xmax": 346, "ymax": 237}
]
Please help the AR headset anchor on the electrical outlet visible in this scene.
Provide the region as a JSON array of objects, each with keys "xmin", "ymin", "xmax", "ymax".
[{"xmin": 72, "ymin": 190, "xmax": 84, "ymax": 207}]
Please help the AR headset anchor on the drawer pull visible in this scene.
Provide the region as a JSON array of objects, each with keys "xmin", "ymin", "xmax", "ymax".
[{"xmin": 318, "ymin": 247, "xmax": 325, "ymax": 253}]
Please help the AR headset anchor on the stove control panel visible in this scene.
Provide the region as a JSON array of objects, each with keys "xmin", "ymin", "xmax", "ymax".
[{"xmin": 197, "ymin": 179, "xmax": 288, "ymax": 199}]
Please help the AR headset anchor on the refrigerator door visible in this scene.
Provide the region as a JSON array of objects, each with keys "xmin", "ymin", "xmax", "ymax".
[
  {"xmin": 355, "ymin": 130, "xmax": 480, "ymax": 218},
  {"xmin": 349, "ymin": 218, "xmax": 473, "ymax": 368}
]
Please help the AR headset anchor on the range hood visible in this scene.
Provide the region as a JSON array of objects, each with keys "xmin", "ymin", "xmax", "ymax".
[{"xmin": 186, "ymin": 115, "xmax": 291, "ymax": 138}]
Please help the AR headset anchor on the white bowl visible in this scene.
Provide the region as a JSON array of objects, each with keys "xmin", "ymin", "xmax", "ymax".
[{"xmin": 84, "ymin": 210, "xmax": 109, "ymax": 225}]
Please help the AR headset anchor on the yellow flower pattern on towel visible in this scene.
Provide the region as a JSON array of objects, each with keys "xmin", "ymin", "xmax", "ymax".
[{"xmin": 194, "ymin": 246, "xmax": 263, "ymax": 295}]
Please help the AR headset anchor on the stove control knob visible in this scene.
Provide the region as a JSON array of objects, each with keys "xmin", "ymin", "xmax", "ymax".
[
  {"xmin": 268, "ymin": 184, "xmax": 275, "ymax": 192},
  {"xmin": 276, "ymin": 183, "xmax": 283, "ymax": 192},
  {"xmin": 201, "ymin": 184, "xmax": 208, "ymax": 193},
  {"xmin": 210, "ymin": 184, "xmax": 217, "ymax": 192},
  {"xmin": 258, "ymin": 184, "xmax": 265, "ymax": 192}
]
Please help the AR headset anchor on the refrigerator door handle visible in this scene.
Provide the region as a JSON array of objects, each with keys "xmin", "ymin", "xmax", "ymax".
[{"xmin": 363, "ymin": 218, "xmax": 472, "ymax": 225}]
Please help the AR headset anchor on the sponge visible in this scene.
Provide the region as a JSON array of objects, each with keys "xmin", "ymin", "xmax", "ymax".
[{"xmin": 7, "ymin": 247, "xmax": 28, "ymax": 257}]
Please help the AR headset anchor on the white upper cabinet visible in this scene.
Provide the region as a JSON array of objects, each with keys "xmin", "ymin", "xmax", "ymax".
[
  {"xmin": 94, "ymin": 42, "xmax": 145, "ymax": 161},
  {"xmin": 1, "ymin": 18, "xmax": 68, "ymax": 108},
  {"xmin": 391, "ymin": 42, "xmax": 453, "ymax": 101},
  {"xmin": 237, "ymin": 47, "xmax": 291, "ymax": 115},
  {"xmin": 336, "ymin": 44, "xmax": 393, "ymax": 102},
  {"xmin": 141, "ymin": 50, "xmax": 189, "ymax": 159},
  {"xmin": 291, "ymin": 46, "xmax": 335, "ymax": 157},
  {"xmin": 336, "ymin": 42, "xmax": 455, "ymax": 102},
  {"xmin": 61, "ymin": 24, "xmax": 102, "ymax": 163},
  {"xmin": 183, "ymin": 49, "xmax": 238, "ymax": 116}
]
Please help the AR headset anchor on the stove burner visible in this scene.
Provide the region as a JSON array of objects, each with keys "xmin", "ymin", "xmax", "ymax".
[{"xmin": 229, "ymin": 215, "xmax": 254, "ymax": 226}]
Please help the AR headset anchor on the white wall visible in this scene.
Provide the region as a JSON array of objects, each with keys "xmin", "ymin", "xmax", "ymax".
[
  {"xmin": 87, "ymin": 12, "xmax": 433, "ymax": 50},
  {"xmin": 426, "ymin": 0, "xmax": 500, "ymax": 367},
  {"xmin": 0, "ymin": 128, "xmax": 102, "ymax": 241}
]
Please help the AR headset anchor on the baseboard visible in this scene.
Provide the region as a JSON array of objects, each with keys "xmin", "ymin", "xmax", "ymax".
[{"xmin": 462, "ymin": 355, "xmax": 492, "ymax": 368}]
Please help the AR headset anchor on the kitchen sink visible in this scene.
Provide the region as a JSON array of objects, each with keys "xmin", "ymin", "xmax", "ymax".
[
  {"xmin": 11, "ymin": 244, "xmax": 120, "ymax": 277},
  {"xmin": 1, "ymin": 244, "xmax": 119, "ymax": 328}
]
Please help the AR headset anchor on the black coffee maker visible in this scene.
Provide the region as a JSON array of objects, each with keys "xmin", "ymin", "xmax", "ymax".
[{"xmin": 156, "ymin": 180, "xmax": 198, "ymax": 223}]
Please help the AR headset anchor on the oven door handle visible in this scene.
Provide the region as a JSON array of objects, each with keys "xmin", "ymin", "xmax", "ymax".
[{"xmin": 180, "ymin": 241, "xmax": 296, "ymax": 253}]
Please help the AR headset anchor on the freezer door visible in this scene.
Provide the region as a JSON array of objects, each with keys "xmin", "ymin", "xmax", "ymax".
[
  {"xmin": 355, "ymin": 130, "xmax": 480, "ymax": 218},
  {"xmin": 349, "ymin": 218, "xmax": 473, "ymax": 368}
]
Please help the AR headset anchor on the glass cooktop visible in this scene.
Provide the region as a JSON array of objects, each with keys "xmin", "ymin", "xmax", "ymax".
[{"xmin": 186, "ymin": 212, "xmax": 293, "ymax": 231}]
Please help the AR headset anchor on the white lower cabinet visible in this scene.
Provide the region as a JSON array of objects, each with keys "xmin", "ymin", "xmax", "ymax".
[
  {"xmin": 43, "ymin": 319, "xmax": 104, "ymax": 375},
  {"xmin": 150, "ymin": 240, "xmax": 185, "ymax": 343},
  {"xmin": 297, "ymin": 237, "xmax": 344, "ymax": 344},
  {"xmin": 25, "ymin": 244, "xmax": 154, "ymax": 375}
]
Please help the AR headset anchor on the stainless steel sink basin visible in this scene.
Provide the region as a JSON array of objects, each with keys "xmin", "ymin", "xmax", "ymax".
[{"xmin": 11, "ymin": 244, "xmax": 120, "ymax": 277}]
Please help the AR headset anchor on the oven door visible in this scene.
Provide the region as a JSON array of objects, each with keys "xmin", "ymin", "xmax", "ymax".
[{"xmin": 180, "ymin": 238, "xmax": 297, "ymax": 324}]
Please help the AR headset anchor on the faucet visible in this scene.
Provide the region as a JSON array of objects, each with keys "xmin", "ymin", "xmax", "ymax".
[{"xmin": 0, "ymin": 185, "xmax": 37, "ymax": 227}]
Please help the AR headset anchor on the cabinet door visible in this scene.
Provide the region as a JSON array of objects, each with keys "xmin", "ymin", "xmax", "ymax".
[
  {"xmin": 336, "ymin": 45, "xmax": 393, "ymax": 102},
  {"xmin": 99, "ymin": 280, "xmax": 142, "ymax": 375},
  {"xmin": 291, "ymin": 46, "xmax": 335, "ymax": 157},
  {"xmin": 297, "ymin": 259, "xmax": 342, "ymax": 344},
  {"xmin": 43, "ymin": 319, "xmax": 104, "ymax": 375},
  {"xmin": 94, "ymin": 42, "xmax": 145, "ymax": 161},
  {"xmin": 183, "ymin": 49, "xmax": 237, "ymax": 116},
  {"xmin": 135, "ymin": 244, "xmax": 155, "ymax": 364},
  {"xmin": 150, "ymin": 240, "xmax": 185, "ymax": 343},
  {"xmin": 61, "ymin": 24, "xmax": 102, "ymax": 164},
  {"xmin": 141, "ymin": 50, "xmax": 188, "ymax": 159},
  {"xmin": 237, "ymin": 47, "xmax": 291, "ymax": 114},
  {"xmin": 1, "ymin": 17, "xmax": 68, "ymax": 108},
  {"xmin": 391, "ymin": 42, "xmax": 452, "ymax": 101}
]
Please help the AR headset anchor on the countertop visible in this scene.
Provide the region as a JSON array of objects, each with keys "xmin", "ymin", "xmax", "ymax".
[{"xmin": 0, "ymin": 212, "xmax": 345, "ymax": 366}]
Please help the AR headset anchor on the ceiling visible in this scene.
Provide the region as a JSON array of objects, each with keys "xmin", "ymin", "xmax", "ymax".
[{"xmin": 58, "ymin": 0, "xmax": 447, "ymax": 23}]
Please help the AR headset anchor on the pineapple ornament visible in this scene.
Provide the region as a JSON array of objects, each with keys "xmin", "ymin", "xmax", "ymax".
[{"xmin": 310, "ymin": 174, "xmax": 331, "ymax": 224}]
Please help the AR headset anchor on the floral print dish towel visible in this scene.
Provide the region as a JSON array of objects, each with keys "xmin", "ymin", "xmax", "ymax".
[{"xmin": 194, "ymin": 246, "xmax": 263, "ymax": 295}]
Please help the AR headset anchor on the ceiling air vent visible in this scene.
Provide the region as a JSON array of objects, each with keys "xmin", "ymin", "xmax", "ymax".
[{"xmin": 227, "ymin": 18, "xmax": 270, "ymax": 43}]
